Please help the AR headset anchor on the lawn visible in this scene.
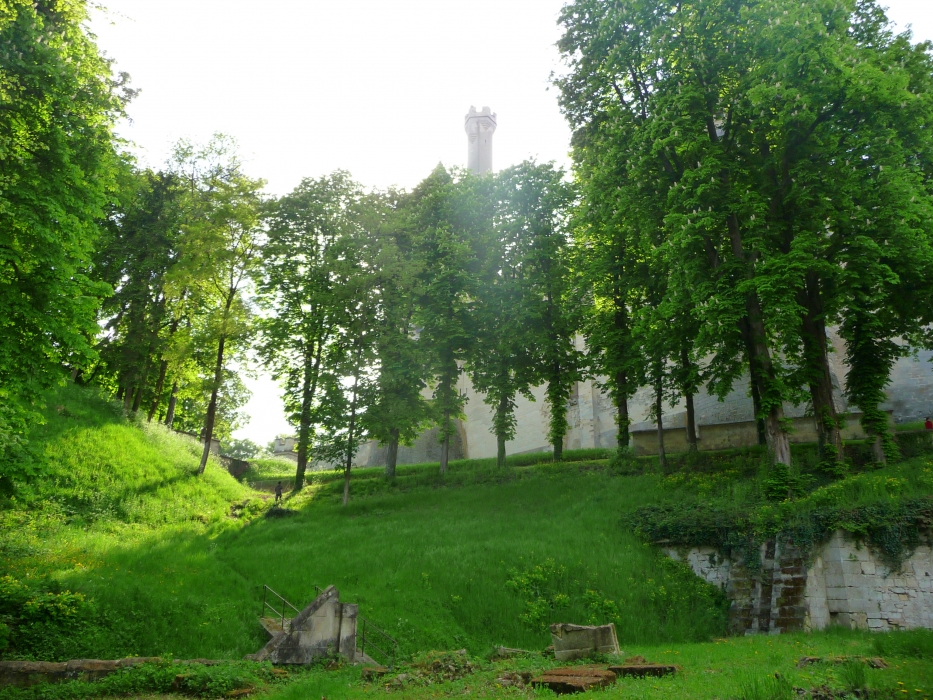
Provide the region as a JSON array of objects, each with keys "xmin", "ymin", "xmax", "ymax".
[{"xmin": 1, "ymin": 384, "xmax": 932, "ymax": 700}]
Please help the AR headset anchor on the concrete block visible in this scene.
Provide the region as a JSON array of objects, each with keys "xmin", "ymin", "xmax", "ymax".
[
  {"xmin": 550, "ymin": 623, "xmax": 620, "ymax": 662},
  {"xmin": 860, "ymin": 562, "xmax": 876, "ymax": 575}
]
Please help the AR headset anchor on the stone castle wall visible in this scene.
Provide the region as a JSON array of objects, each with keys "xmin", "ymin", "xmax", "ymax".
[
  {"xmin": 354, "ymin": 330, "xmax": 933, "ymax": 467},
  {"xmin": 666, "ymin": 530, "xmax": 933, "ymax": 634}
]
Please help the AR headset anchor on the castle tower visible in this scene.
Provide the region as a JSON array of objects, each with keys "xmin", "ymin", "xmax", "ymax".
[{"xmin": 464, "ymin": 106, "xmax": 497, "ymax": 174}]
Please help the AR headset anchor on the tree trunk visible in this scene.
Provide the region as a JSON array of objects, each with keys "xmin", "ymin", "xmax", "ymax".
[
  {"xmin": 131, "ymin": 385, "xmax": 143, "ymax": 413},
  {"xmin": 750, "ymin": 381, "xmax": 767, "ymax": 446},
  {"xmin": 728, "ymin": 214, "xmax": 791, "ymax": 465},
  {"xmin": 165, "ymin": 381, "xmax": 178, "ymax": 428},
  {"xmin": 342, "ymin": 344, "xmax": 364, "ymax": 506},
  {"xmin": 739, "ymin": 316, "xmax": 768, "ymax": 446},
  {"xmin": 198, "ymin": 333, "xmax": 226, "ymax": 475},
  {"xmin": 685, "ymin": 391, "xmax": 698, "ymax": 453},
  {"xmin": 745, "ymin": 298, "xmax": 792, "ymax": 466},
  {"xmin": 680, "ymin": 346, "xmax": 698, "ymax": 452},
  {"xmin": 147, "ymin": 359, "xmax": 169, "ymax": 422},
  {"xmin": 116, "ymin": 386, "xmax": 125, "ymax": 402},
  {"xmin": 386, "ymin": 428, "xmax": 399, "ymax": 478},
  {"xmin": 439, "ymin": 409, "xmax": 450, "ymax": 475},
  {"xmin": 147, "ymin": 316, "xmax": 179, "ymax": 422},
  {"xmin": 123, "ymin": 386, "xmax": 134, "ymax": 412},
  {"xmin": 799, "ymin": 276, "xmax": 843, "ymax": 465},
  {"xmin": 615, "ymin": 370, "xmax": 630, "ymax": 450},
  {"xmin": 342, "ymin": 400, "xmax": 359, "ymax": 507},
  {"xmin": 295, "ymin": 340, "xmax": 325, "ymax": 492},
  {"xmin": 496, "ymin": 393, "xmax": 509, "ymax": 468},
  {"xmin": 655, "ymin": 369, "xmax": 667, "ymax": 471}
]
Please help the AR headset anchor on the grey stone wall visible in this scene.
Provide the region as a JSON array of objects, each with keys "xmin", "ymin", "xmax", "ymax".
[{"xmin": 666, "ymin": 530, "xmax": 933, "ymax": 635}]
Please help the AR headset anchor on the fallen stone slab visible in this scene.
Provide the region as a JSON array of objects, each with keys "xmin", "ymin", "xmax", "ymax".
[
  {"xmin": 550, "ymin": 623, "xmax": 620, "ymax": 662},
  {"xmin": 796, "ymin": 656, "xmax": 887, "ymax": 669},
  {"xmin": 531, "ymin": 666, "xmax": 617, "ymax": 694},
  {"xmin": 492, "ymin": 645, "xmax": 535, "ymax": 658},
  {"xmin": 608, "ymin": 663, "xmax": 678, "ymax": 678},
  {"xmin": 495, "ymin": 671, "xmax": 533, "ymax": 687},
  {"xmin": 361, "ymin": 665, "xmax": 389, "ymax": 681},
  {"xmin": 0, "ymin": 657, "xmax": 222, "ymax": 688}
]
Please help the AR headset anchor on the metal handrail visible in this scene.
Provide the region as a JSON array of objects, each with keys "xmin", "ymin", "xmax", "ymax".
[
  {"xmin": 358, "ymin": 616, "xmax": 399, "ymax": 669},
  {"xmin": 261, "ymin": 585, "xmax": 301, "ymax": 632}
]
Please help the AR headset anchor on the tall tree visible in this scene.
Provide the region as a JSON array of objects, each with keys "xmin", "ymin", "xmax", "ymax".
[
  {"xmin": 256, "ymin": 172, "xmax": 368, "ymax": 490},
  {"xmin": 360, "ymin": 192, "xmax": 432, "ymax": 478},
  {"xmin": 167, "ymin": 136, "xmax": 264, "ymax": 474},
  {"xmin": 557, "ymin": 0, "xmax": 933, "ymax": 468},
  {"xmin": 515, "ymin": 163, "xmax": 580, "ymax": 461},
  {"xmin": 92, "ymin": 168, "xmax": 184, "ymax": 414},
  {"xmin": 411, "ymin": 166, "xmax": 479, "ymax": 475},
  {"xmin": 465, "ymin": 168, "xmax": 540, "ymax": 467},
  {"xmin": 0, "ymin": 0, "xmax": 128, "ymax": 484}
]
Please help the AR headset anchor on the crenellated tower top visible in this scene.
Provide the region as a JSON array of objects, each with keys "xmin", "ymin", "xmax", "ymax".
[{"xmin": 464, "ymin": 106, "xmax": 497, "ymax": 175}]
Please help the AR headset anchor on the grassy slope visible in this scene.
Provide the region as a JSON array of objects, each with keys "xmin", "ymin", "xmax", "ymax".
[
  {"xmin": 2, "ymin": 385, "xmax": 723, "ymax": 661},
  {"xmin": 1, "ymin": 384, "xmax": 932, "ymax": 700}
]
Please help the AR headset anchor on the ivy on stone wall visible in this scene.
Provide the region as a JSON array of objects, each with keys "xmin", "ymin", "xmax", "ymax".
[{"xmin": 628, "ymin": 496, "xmax": 933, "ymax": 573}]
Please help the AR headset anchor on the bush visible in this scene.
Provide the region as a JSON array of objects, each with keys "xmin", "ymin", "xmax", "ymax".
[{"xmin": 0, "ymin": 575, "xmax": 100, "ymax": 662}]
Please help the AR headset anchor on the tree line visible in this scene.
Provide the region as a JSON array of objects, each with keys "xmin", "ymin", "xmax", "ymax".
[{"xmin": 2, "ymin": 0, "xmax": 933, "ymax": 499}]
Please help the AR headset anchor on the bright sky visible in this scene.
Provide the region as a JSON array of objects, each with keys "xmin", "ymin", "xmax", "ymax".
[{"xmin": 89, "ymin": 0, "xmax": 933, "ymax": 447}]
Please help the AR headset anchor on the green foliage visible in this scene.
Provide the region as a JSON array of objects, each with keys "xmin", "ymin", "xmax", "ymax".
[
  {"xmin": 505, "ymin": 560, "xmax": 572, "ymax": 631},
  {"xmin": 0, "ymin": 575, "xmax": 94, "ymax": 662},
  {"xmin": 91, "ymin": 167, "xmax": 185, "ymax": 416},
  {"xmin": 221, "ymin": 438, "xmax": 265, "ymax": 460},
  {"xmin": 0, "ymin": 0, "xmax": 127, "ymax": 483}
]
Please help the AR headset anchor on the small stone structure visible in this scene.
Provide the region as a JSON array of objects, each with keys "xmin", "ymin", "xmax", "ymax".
[
  {"xmin": 0, "ymin": 658, "xmax": 202, "ymax": 688},
  {"xmin": 549, "ymin": 623, "xmax": 620, "ymax": 661},
  {"xmin": 531, "ymin": 666, "xmax": 616, "ymax": 694},
  {"xmin": 248, "ymin": 585, "xmax": 359, "ymax": 664},
  {"xmin": 666, "ymin": 529, "xmax": 933, "ymax": 634}
]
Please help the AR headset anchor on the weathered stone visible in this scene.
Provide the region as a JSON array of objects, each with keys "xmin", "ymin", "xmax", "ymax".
[
  {"xmin": 531, "ymin": 666, "xmax": 616, "ymax": 694},
  {"xmin": 549, "ymin": 623, "xmax": 620, "ymax": 661},
  {"xmin": 249, "ymin": 585, "xmax": 358, "ymax": 665},
  {"xmin": 116, "ymin": 657, "xmax": 161, "ymax": 668},
  {"xmin": 667, "ymin": 530, "xmax": 933, "ymax": 635},
  {"xmin": 492, "ymin": 645, "xmax": 534, "ymax": 658},
  {"xmin": 0, "ymin": 661, "xmax": 67, "ymax": 688},
  {"xmin": 608, "ymin": 664, "xmax": 678, "ymax": 678},
  {"xmin": 495, "ymin": 671, "xmax": 532, "ymax": 687},
  {"xmin": 361, "ymin": 665, "xmax": 389, "ymax": 681},
  {"xmin": 64, "ymin": 659, "xmax": 120, "ymax": 681}
]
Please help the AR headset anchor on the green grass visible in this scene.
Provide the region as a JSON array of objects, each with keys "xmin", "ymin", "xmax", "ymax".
[
  {"xmin": 2, "ymin": 384, "xmax": 932, "ymax": 700},
  {"xmin": 3, "ymin": 629, "xmax": 932, "ymax": 700},
  {"xmin": 8, "ymin": 383, "xmax": 253, "ymax": 526}
]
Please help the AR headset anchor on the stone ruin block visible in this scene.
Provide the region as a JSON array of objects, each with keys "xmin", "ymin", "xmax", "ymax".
[
  {"xmin": 531, "ymin": 665, "xmax": 617, "ymax": 694},
  {"xmin": 549, "ymin": 623, "xmax": 620, "ymax": 662},
  {"xmin": 248, "ymin": 585, "xmax": 357, "ymax": 664}
]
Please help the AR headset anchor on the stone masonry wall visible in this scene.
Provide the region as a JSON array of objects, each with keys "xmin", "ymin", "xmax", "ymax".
[{"xmin": 666, "ymin": 529, "xmax": 933, "ymax": 634}]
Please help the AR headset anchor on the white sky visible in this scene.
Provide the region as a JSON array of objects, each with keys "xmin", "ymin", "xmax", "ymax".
[{"xmin": 89, "ymin": 0, "xmax": 933, "ymax": 447}]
